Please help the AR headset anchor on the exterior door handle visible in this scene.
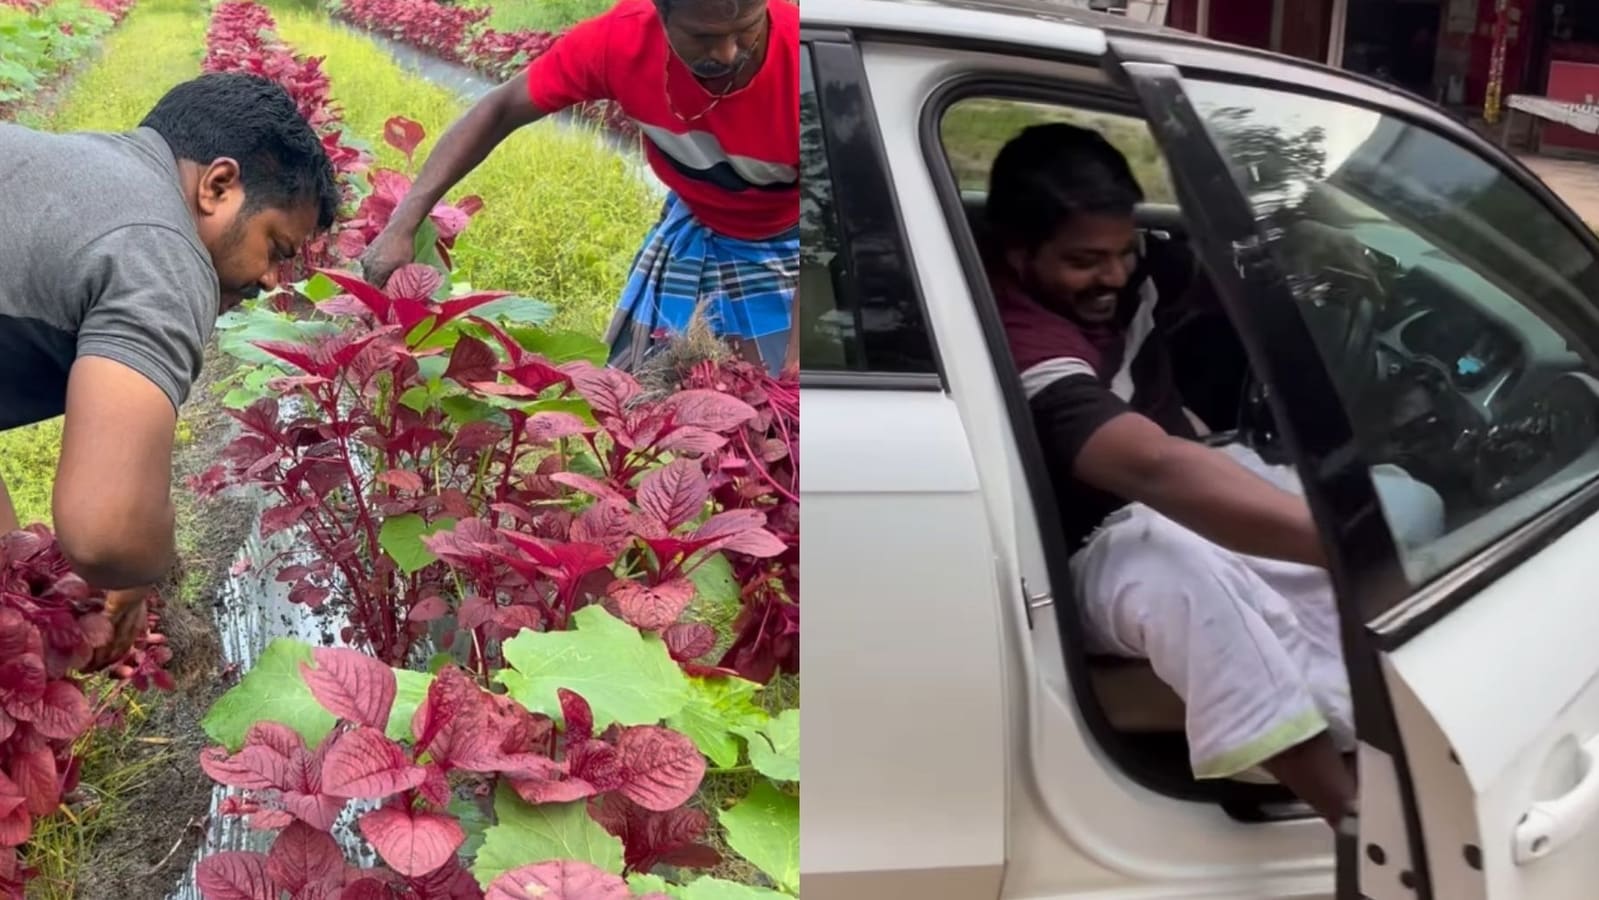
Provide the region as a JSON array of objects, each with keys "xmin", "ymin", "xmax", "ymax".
[{"xmin": 1513, "ymin": 734, "xmax": 1599, "ymax": 864}]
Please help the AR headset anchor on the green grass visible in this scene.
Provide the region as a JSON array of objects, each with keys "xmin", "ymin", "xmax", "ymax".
[
  {"xmin": 0, "ymin": 0, "xmax": 208, "ymax": 528},
  {"xmin": 271, "ymin": 7, "xmax": 659, "ymax": 335},
  {"xmin": 25, "ymin": 686, "xmax": 178, "ymax": 900},
  {"xmin": 940, "ymin": 97, "xmax": 1177, "ymax": 204},
  {"xmin": 464, "ymin": 0, "xmax": 611, "ymax": 33}
]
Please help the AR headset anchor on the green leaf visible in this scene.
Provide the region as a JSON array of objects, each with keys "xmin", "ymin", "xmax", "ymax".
[
  {"xmin": 504, "ymin": 326, "xmax": 607, "ymax": 364},
  {"xmin": 667, "ymin": 676, "xmax": 767, "ymax": 768},
  {"xmin": 412, "ymin": 219, "xmax": 448, "ymax": 277},
  {"xmin": 405, "ymin": 315, "xmax": 439, "ymax": 347},
  {"xmin": 720, "ymin": 782, "xmax": 799, "ymax": 893},
  {"xmin": 302, "ymin": 272, "xmax": 341, "ymax": 303},
  {"xmin": 688, "ymin": 553, "xmax": 741, "ymax": 618},
  {"xmin": 451, "ymin": 794, "xmax": 492, "ymax": 861},
  {"xmin": 426, "ymin": 652, "xmax": 455, "ymax": 674},
  {"xmin": 201, "ymin": 638, "xmax": 336, "ymax": 752},
  {"xmin": 680, "ymin": 877, "xmax": 790, "ymax": 899},
  {"xmin": 628, "ymin": 874, "xmax": 681, "ymax": 897},
  {"xmin": 440, "ymin": 394, "xmax": 501, "ymax": 425},
  {"xmin": 417, "ymin": 355, "xmax": 449, "ymax": 382},
  {"xmin": 214, "ymin": 308, "xmax": 339, "ymax": 366},
  {"xmin": 737, "ymin": 709, "xmax": 799, "ymax": 782},
  {"xmin": 398, "ymin": 386, "xmax": 432, "ymax": 413},
  {"xmin": 496, "ymin": 605, "xmax": 689, "ymax": 730},
  {"xmin": 386, "ymin": 668, "xmax": 435, "ymax": 742},
  {"xmin": 473, "ymin": 783, "xmax": 623, "ymax": 888},
  {"xmin": 470, "ymin": 296, "xmax": 555, "ymax": 327},
  {"xmin": 378, "ymin": 514, "xmax": 457, "ymax": 574}
]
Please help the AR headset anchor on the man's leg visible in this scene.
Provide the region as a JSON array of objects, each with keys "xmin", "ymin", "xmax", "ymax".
[{"xmin": 1072, "ymin": 505, "xmax": 1355, "ymax": 823}]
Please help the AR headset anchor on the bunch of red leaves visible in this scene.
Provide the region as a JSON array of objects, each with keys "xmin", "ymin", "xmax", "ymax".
[
  {"xmin": 0, "ymin": 526, "xmax": 173, "ymax": 895},
  {"xmin": 86, "ymin": 0, "xmax": 135, "ymax": 20},
  {"xmin": 203, "ymin": 1, "xmax": 372, "ymax": 282},
  {"xmin": 333, "ymin": 0, "xmax": 488, "ymax": 63},
  {"xmin": 192, "ymin": 266, "xmax": 796, "ymax": 685},
  {"xmin": 196, "ymin": 648, "xmax": 709, "ymax": 897},
  {"xmin": 0, "ymin": 0, "xmax": 47, "ymax": 12}
]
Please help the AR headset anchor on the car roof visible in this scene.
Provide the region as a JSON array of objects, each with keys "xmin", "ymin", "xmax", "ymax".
[{"xmin": 803, "ymin": 0, "xmax": 1241, "ymax": 60}]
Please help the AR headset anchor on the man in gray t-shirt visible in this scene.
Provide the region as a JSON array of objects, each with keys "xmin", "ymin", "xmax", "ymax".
[{"xmin": 0, "ymin": 73, "xmax": 339, "ymax": 668}]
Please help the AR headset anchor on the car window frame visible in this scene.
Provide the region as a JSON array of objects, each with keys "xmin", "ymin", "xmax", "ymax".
[
  {"xmin": 800, "ymin": 31, "xmax": 947, "ymax": 390},
  {"xmin": 1116, "ymin": 36, "xmax": 1599, "ymax": 650}
]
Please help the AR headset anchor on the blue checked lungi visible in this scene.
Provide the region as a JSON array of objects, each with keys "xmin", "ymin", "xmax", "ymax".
[{"xmin": 605, "ymin": 192, "xmax": 799, "ymax": 376}]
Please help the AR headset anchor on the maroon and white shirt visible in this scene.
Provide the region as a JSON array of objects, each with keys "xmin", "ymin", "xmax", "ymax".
[{"xmin": 991, "ymin": 235, "xmax": 1212, "ymax": 549}]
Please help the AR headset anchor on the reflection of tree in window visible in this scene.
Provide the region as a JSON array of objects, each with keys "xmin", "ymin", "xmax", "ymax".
[{"xmin": 1200, "ymin": 106, "xmax": 1328, "ymax": 214}]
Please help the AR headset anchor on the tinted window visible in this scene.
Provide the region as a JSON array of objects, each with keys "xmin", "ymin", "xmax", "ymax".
[
  {"xmin": 799, "ymin": 44, "xmax": 937, "ymax": 376},
  {"xmin": 1186, "ymin": 79, "xmax": 1599, "ymax": 593}
]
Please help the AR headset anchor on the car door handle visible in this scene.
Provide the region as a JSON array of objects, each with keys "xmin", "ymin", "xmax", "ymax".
[{"xmin": 1513, "ymin": 735, "xmax": 1599, "ymax": 864}]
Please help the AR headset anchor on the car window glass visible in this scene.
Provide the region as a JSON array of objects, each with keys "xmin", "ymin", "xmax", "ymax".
[
  {"xmin": 940, "ymin": 98, "xmax": 1177, "ymax": 202},
  {"xmin": 799, "ymin": 46, "xmax": 936, "ymax": 375},
  {"xmin": 1184, "ymin": 78, "xmax": 1599, "ymax": 596}
]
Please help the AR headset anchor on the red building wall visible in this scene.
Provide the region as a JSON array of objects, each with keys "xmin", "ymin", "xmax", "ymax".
[{"xmin": 1208, "ymin": 0, "xmax": 1273, "ymax": 49}]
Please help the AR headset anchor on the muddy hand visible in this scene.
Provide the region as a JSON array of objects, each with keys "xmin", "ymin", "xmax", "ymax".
[{"xmin": 87, "ymin": 587, "xmax": 151, "ymax": 674}]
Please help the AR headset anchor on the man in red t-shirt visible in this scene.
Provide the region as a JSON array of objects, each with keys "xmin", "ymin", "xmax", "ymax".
[{"xmin": 360, "ymin": 0, "xmax": 799, "ymax": 375}]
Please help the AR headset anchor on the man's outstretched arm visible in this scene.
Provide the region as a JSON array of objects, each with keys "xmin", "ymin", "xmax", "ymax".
[
  {"xmin": 1074, "ymin": 411, "xmax": 1326, "ymax": 568},
  {"xmin": 361, "ymin": 77, "xmax": 547, "ymax": 287},
  {"xmin": 53, "ymin": 356, "xmax": 177, "ymax": 589}
]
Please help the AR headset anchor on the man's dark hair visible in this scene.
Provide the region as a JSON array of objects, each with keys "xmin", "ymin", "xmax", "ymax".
[
  {"xmin": 140, "ymin": 73, "xmax": 340, "ymax": 231},
  {"xmin": 986, "ymin": 122, "xmax": 1144, "ymax": 251},
  {"xmin": 654, "ymin": 0, "xmax": 759, "ymax": 19}
]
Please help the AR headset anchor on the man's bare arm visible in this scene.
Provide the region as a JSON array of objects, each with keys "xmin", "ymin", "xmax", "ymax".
[
  {"xmin": 1075, "ymin": 411, "xmax": 1327, "ymax": 567},
  {"xmin": 53, "ymin": 356, "xmax": 177, "ymax": 588}
]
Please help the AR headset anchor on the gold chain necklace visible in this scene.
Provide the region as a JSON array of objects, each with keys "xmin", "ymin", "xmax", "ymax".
[{"xmin": 664, "ymin": 47, "xmax": 753, "ymax": 124}]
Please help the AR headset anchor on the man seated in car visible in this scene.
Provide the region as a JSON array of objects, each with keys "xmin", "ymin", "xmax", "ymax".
[{"xmin": 980, "ymin": 123, "xmax": 1445, "ymax": 828}]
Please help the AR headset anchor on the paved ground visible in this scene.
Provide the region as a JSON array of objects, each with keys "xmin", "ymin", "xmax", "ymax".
[{"xmin": 1519, "ymin": 155, "xmax": 1599, "ymax": 226}]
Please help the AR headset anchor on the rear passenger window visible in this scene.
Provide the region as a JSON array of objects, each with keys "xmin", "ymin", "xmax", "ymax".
[
  {"xmin": 799, "ymin": 44, "xmax": 937, "ymax": 377},
  {"xmin": 940, "ymin": 98, "xmax": 1177, "ymax": 202}
]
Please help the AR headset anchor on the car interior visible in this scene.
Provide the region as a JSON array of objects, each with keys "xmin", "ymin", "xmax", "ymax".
[{"xmin": 931, "ymin": 90, "xmax": 1599, "ymax": 821}]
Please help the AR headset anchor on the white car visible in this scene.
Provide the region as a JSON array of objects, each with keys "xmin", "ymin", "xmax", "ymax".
[{"xmin": 797, "ymin": 1, "xmax": 1599, "ymax": 898}]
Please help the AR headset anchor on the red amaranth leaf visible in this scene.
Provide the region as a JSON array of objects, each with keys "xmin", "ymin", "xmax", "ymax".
[
  {"xmin": 383, "ymin": 115, "xmax": 425, "ymax": 165},
  {"xmin": 7, "ymin": 748, "xmax": 56, "ymax": 816},
  {"xmin": 547, "ymin": 472, "xmax": 625, "ymax": 504},
  {"xmin": 610, "ymin": 578, "xmax": 695, "ymax": 631},
  {"xmin": 661, "ymin": 389, "xmax": 758, "ymax": 432},
  {"xmin": 523, "ymin": 411, "xmax": 590, "ymax": 445},
  {"xmin": 484, "ymin": 860, "xmax": 633, "ymax": 900},
  {"xmin": 266, "ymin": 821, "xmax": 344, "ymax": 893},
  {"xmin": 386, "ymin": 264, "xmax": 443, "ymax": 302},
  {"xmin": 635, "ymin": 458, "xmax": 708, "ymax": 530},
  {"xmin": 300, "ymin": 647, "xmax": 398, "ymax": 731},
  {"xmin": 195, "ymin": 850, "xmax": 277, "ymax": 900},
  {"xmin": 566, "ymin": 363, "xmax": 639, "ymax": 419},
  {"xmin": 558, "ymin": 688, "xmax": 592, "ymax": 743},
  {"xmin": 358, "ymin": 804, "xmax": 464, "ymax": 878},
  {"xmin": 443, "ymin": 334, "xmax": 498, "ymax": 385},
  {"xmin": 321, "ymin": 727, "xmax": 425, "ymax": 799},
  {"xmin": 377, "ymin": 469, "xmax": 425, "ymax": 493},
  {"xmin": 662, "ymin": 623, "xmax": 716, "ymax": 663},
  {"xmin": 693, "ymin": 510, "xmax": 787, "ymax": 558},
  {"xmin": 199, "ymin": 744, "xmax": 296, "ymax": 792},
  {"xmin": 21, "ymin": 680, "xmax": 92, "ymax": 741},
  {"xmin": 615, "ymin": 726, "xmax": 704, "ymax": 811},
  {"xmin": 588, "ymin": 794, "xmax": 717, "ymax": 875}
]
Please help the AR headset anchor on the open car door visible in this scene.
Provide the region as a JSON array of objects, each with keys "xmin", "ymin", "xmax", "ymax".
[{"xmin": 1108, "ymin": 35, "xmax": 1599, "ymax": 900}]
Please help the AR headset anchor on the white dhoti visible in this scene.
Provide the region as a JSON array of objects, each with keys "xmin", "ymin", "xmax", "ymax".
[{"xmin": 1070, "ymin": 444, "xmax": 1445, "ymax": 778}]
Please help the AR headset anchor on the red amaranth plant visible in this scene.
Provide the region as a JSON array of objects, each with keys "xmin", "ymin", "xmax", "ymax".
[
  {"xmin": 195, "ymin": 648, "xmax": 705, "ymax": 896},
  {"xmin": 192, "ymin": 266, "xmax": 794, "ymax": 677},
  {"xmin": 0, "ymin": 525, "xmax": 172, "ymax": 893}
]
